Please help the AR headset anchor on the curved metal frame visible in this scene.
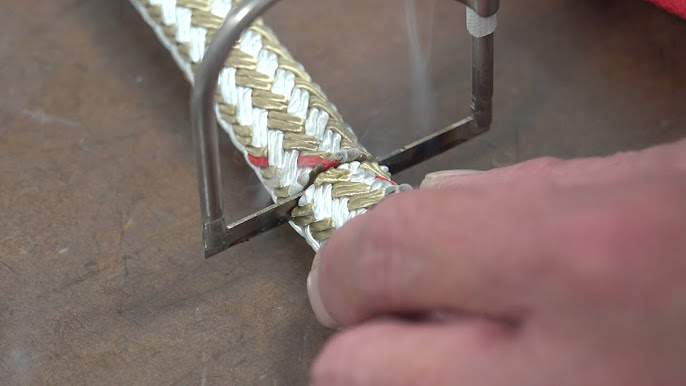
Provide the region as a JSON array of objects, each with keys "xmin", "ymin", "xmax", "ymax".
[{"xmin": 190, "ymin": 0, "xmax": 499, "ymax": 257}]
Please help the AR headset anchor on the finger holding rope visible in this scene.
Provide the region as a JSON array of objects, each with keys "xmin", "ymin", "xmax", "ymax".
[
  {"xmin": 309, "ymin": 147, "xmax": 686, "ymax": 386},
  {"xmin": 308, "ymin": 141, "xmax": 686, "ymax": 329},
  {"xmin": 311, "ymin": 318, "xmax": 523, "ymax": 386}
]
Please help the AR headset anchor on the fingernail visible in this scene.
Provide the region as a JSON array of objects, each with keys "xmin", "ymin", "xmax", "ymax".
[
  {"xmin": 307, "ymin": 252, "xmax": 338, "ymax": 329},
  {"xmin": 420, "ymin": 169, "xmax": 483, "ymax": 188}
]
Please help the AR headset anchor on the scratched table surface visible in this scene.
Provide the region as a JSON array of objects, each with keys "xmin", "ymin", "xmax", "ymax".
[{"xmin": 1, "ymin": 0, "xmax": 685, "ymax": 384}]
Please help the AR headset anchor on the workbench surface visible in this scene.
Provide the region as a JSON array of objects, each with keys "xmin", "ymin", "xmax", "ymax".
[{"xmin": 2, "ymin": 0, "xmax": 685, "ymax": 384}]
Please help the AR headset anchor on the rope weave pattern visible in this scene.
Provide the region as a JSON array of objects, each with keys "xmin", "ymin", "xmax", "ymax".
[{"xmin": 129, "ymin": 0, "xmax": 408, "ymax": 250}]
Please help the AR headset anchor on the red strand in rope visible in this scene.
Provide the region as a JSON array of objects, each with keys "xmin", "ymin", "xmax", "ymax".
[
  {"xmin": 375, "ymin": 175, "xmax": 397, "ymax": 185},
  {"xmin": 248, "ymin": 154, "xmax": 341, "ymax": 171},
  {"xmin": 297, "ymin": 156, "xmax": 340, "ymax": 170},
  {"xmin": 247, "ymin": 154, "xmax": 269, "ymax": 168}
]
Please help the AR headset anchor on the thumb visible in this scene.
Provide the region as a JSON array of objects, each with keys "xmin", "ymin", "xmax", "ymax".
[{"xmin": 419, "ymin": 156, "xmax": 566, "ymax": 189}]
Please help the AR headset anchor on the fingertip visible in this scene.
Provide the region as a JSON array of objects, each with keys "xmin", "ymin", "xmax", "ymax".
[
  {"xmin": 306, "ymin": 215, "xmax": 364, "ymax": 329},
  {"xmin": 420, "ymin": 169, "xmax": 483, "ymax": 188},
  {"xmin": 310, "ymin": 321, "xmax": 402, "ymax": 386},
  {"xmin": 307, "ymin": 262, "xmax": 339, "ymax": 329},
  {"xmin": 311, "ymin": 319, "xmax": 516, "ymax": 386}
]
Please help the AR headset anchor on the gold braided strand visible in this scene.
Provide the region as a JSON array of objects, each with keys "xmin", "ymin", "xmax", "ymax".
[
  {"xmin": 132, "ymin": 0, "xmax": 406, "ymax": 246},
  {"xmin": 289, "ymin": 161, "xmax": 407, "ymax": 242},
  {"xmin": 141, "ymin": 0, "xmax": 377, "ymax": 189}
]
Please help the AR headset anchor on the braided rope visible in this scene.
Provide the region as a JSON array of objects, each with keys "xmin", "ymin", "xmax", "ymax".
[{"xmin": 129, "ymin": 0, "xmax": 409, "ymax": 250}]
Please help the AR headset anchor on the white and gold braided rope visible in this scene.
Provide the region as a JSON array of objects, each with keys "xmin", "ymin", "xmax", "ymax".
[{"xmin": 129, "ymin": 0, "xmax": 408, "ymax": 251}]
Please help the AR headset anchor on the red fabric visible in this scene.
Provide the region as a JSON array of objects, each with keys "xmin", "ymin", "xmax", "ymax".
[{"xmin": 646, "ymin": 0, "xmax": 686, "ymax": 19}]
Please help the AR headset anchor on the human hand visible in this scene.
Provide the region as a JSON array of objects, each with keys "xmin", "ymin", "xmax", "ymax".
[{"xmin": 307, "ymin": 139, "xmax": 686, "ymax": 385}]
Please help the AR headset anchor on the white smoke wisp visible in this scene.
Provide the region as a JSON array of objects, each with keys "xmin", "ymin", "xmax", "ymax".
[{"xmin": 404, "ymin": 0, "xmax": 437, "ymax": 137}]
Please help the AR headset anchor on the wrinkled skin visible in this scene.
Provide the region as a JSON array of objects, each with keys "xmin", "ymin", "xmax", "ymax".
[{"xmin": 307, "ymin": 138, "xmax": 686, "ymax": 386}]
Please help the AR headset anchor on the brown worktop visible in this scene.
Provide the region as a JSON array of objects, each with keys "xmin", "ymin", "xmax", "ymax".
[{"xmin": 1, "ymin": 0, "xmax": 685, "ymax": 384}]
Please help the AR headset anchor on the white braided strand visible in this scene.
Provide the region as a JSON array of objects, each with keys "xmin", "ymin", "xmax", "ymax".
[{"xmin": 129, "ymin": 0, "xmax": 402, "ymax": 251}]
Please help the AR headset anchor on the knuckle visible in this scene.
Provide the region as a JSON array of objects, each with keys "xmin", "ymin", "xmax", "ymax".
[
  {"xmin": 352, "ymin": 197, "xmax": 411, "ymax": 308},
  {"xmin": 354, "ymin": 212, "xmax": 399, "ymax": 306},
  {"xmin": 355, "ymin": 247, "xmax": 395, "ymax": 307}
]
